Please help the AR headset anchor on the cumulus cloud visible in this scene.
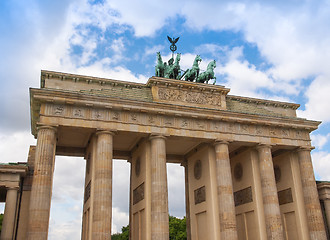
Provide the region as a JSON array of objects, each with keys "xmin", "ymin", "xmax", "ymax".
[
  {"xmin": 297, "ymin": 75, "xmax": 330, "ymax": 122},
  {"xmin": 0, "ymin": 131, "xmax": 36, "ymax": 163},
  {"xmin": 312, "ymin": 151, "xmax": 330, "ymax": 181},
  {"xmin": 311, "ymin": 133, "xmax": 330, "ymax": 150}
]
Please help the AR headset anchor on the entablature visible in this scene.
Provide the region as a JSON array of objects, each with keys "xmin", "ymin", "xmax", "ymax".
[{"xmin": 30, "ymin": 87, "xmax": 320, "ymax": 147}]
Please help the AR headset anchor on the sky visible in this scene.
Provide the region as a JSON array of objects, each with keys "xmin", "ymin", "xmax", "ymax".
[{"xmin": 1, "ymin": 0, "xmax": 330, "ymax": 239}]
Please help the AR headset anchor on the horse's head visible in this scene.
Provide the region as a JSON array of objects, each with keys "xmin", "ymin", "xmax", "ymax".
[
  {"xmin": 211, "ymin": 60, "xmax": 216, "ymax": 68},
  {"xmin": 196, "ymin": 55, "xmax": 202, "ymax": 63}
]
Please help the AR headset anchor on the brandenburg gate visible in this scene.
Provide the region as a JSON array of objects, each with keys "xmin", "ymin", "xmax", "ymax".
[{"xmin": 1, "ymin": 69, "xmax": 329, "ymax": 239}]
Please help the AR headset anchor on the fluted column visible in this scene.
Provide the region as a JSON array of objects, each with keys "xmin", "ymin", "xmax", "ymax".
[
  {"xmin": 92, "ymin": 130, "xmax": 115, "ymax": 240},
  {"xmin": 150, "ymin": 135, "xmax": 169, "ymax": 240},
  {"xmin": 27, "ymin": 126, "xmax": 57, "ymax": 240},
  {"xmin": 214, "ymin": 141, "xmax": 238, "ymax": 240},
  {"xmin": 257, "ymin": 144, "xmax": 284, "ymax": 240},
  {"xmin": 298, "ymin": 148, "xmax": 327, "ymax": 240},
  {"xmin": 182, "ymin": 160, "xmax": 191, "ymax": 240},
  {"xmin": 324, "ymin": 199, "xmax": 330, "ymax": 233},
  {"xmin": 1, "ymin": 187, "xmax": 18, "ymax": 240}
]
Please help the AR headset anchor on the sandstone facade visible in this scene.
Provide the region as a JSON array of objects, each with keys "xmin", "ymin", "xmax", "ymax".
[{"xmin": 1, "ymin": 70, "xmax": 329, "ymax": 239}]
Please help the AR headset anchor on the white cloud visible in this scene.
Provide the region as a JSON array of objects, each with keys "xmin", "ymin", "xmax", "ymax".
[
  {"xmin": 112, "ymin": 207, "xmax": 129, "ymax": 234},
  {"xmin": 297, "ymin": 75, "xmax": 330, "ymax": 122},
  {"xmin": 0, "ymin": 131, "xmax": 36, "ymax": 163},
  {"xmin": 49, "ymin": 217, "xmax": 82, "ymax": 240},
  {"xmin": 75, "ymin": 62, "xmax": 148, "ymax": 83},
  {"xmin": 312, "ymin": 151, "xmax": 330, "ymax": 181},
  {"xmin": 311, "ymin": 133, "xmax": 330, "ymax": 150}
]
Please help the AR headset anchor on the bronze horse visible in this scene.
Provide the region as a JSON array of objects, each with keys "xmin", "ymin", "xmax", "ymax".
[
  {"xmin": 184, "ymin": 55, "xmax": 202, "ymax": 82},
  {"xmin": 196, "ymin": 60, "xmax": 216, "ymax": 84}
]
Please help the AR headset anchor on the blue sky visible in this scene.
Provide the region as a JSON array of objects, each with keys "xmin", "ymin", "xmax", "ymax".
[{"xmin": 1, "ymin": 0, "xmax": 330, "ymax": 238}]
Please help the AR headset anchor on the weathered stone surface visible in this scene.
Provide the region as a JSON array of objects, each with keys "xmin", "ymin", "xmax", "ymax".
[
  {"xmin": 27, "ymin": 126, "xmax": 57, "ymax": 240},
  {"xmin": 257, "ymin": 145, "xmax": 284, "ymax": 240},
  {"xmin": 1, "ymin": 188, "xmax": 18, "ymax": 240},
  {"xmin": 21, "ymin": 71, "xmax": 327, "ymax": 240},
  {"xmin": 91, "ymin": 130, "xmax": 114, "ymax": 240},
  {"xmin": 298, "ymin": 149, "xmax": 327, "ymax": 240},
  {"xmin": 214, "ymin": 141, "xmax": 238, "ymax": 240},
  {"xmin": 150, "ymin": 135, "xmax": 169, "ymax": 240}
]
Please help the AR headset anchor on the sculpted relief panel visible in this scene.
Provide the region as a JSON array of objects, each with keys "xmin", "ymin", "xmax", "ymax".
[
  {"xmin": 44, "ymin": 103, "xmax": 310, "ymax": 142},
  {"xmin": 158, "ymin": 87, "xmax": 223, "ymax": 107}
]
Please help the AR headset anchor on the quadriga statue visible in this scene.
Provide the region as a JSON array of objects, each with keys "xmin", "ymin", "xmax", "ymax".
[{"xmin": 155, "ymin": 52, "xmax": 181, "ymax": 80}]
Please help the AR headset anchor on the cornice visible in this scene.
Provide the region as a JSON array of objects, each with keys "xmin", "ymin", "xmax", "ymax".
[
  {"xmin": 227, "ymin": 95, "xmax": 300, "ymax": 110},
  {"xmin": 41, "ymin": 70, "xmax": 146, "ymax": 89},
  {"xmin": 0, "ymin": 164, "xmax": 28, "ymax": 176}
]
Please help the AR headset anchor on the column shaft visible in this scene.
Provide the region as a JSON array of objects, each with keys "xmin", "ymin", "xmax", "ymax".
[
  {"xmin": 27, "ymin": 126, "xmax": 57, "ymax": 240},
  {"xmin": 324, "ymin": 199, "xmax": 330, "ymax": 233},
  {"xmin": 183, "ymin": 161, "xmax": 192, "ymax": 240},
  {"xmin": 91, "ymin": 131, "xmax": 114, "ymax": 240},
  {"xmin": 214, "ymin": 141, "xmax": 238, "ymax": 240},
  {"xmin": 298, "ymin": 149, "xmax": 327, "ymax": 239},
  {"xmin": 257, "ymin": 145, "xmax": 284, "ymax": 240},
  {"xmin": 1, "ymin": 188, "xmax": 18, "ymax": 240},
  {"xmin": 150, "ymin": 135, "xmax": 169, "ymax": 240}
]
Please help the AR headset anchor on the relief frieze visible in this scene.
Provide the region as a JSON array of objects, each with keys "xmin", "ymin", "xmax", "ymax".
[
  {"xmin": 240, "ymin": 124, "xmax": 250, "ymax": 134},
  {"xmin": 281, "ymin": 129, "xmax": 289, "ymax": 137},
  {"xmin": 195, "ymin": 119, "xmax": 206, "ymax": 130},
  {"xmin": 181, "ymin": 118, "xmax": 189, "ymax": 128},
  {"xmin": 73, "ymin": 107, "xmax": 85, "ymax": 118},
  {"xmin": 112, "ymin": 111, "xmax": 120, "ymax": 121},
  {"xmin": 45, "ymin": 104, "xmax": 310, "ymax": 141},
  {"xmin": 158, "ymin": 87, "xmax": 222, "ymax": 106},
  {"xmin": 92, "ymin": 109, "xmax": 104, "ymax": 120},
  {"xmin": 54, "ymin": 105, "xmax": 65, "ymax": 115},
  {"xmin": 255, "ymin": 125, "xmax": 265, "ymax": 135},
  {"xmin": 130, "ymin": 113, "xmax": 138, "ymax": 122},
  {"xmin": 269, "ymin": 127, "xmax": 277, "ymax": 136},
  {"xmin": 164, "ymin": 116, "xmax": 174, "ymax": 126}
]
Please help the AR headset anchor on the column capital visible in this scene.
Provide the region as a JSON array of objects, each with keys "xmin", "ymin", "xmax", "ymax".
[
  {"xmin": 6, "ymin": 186, "xmax": 19, "ymax": 191},
  {"xmin": 214, "ymin": 140, "xmax": 230, "ymax": 146},
  {"xmin": 36, "ymin": 125, "xmax": 57, "ymax": 133},
  {"xmin": 256, "ymin": 143, "xmax": 272, "ymax": 151},
  {"xmin": 149, "ymin": 134, "xmax": 167, "ymax": 141},
  {"xmin": 96, "ymin": 129, "xmax": 116, "ymax": 136}
]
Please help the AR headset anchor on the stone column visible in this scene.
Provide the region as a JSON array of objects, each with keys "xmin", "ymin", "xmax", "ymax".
[
  {"xmin": 182, "ymin": 160, "xmax": 191, "ymax": 240},
  {"xmin": 27, "ymin": 126, "xmax": 57, "ymax": 240},
  {"xmin": 91, "ymin": 130, "xmax": 114, "ymax": 240},
  {"xmin": 257, "ymin": 144, "xmax": 284, "ymax": 240},
  {"xmin": 214, "ymin": 141, "xmax": 238, "ymax": 240},
  {"xmin": 323, "ymin": 199, "xmax": 330, "ymax": 235},
  {"xmin": 150, "ymin": 135, "xmax": 169, "ymax": 240},
  {"xmin": 1, "ymin": 187, "xmax": 18, "ymax": 240},
  {"xmin": 298, "ymin": 148, "xmax": 327, "ymax": 240}
]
